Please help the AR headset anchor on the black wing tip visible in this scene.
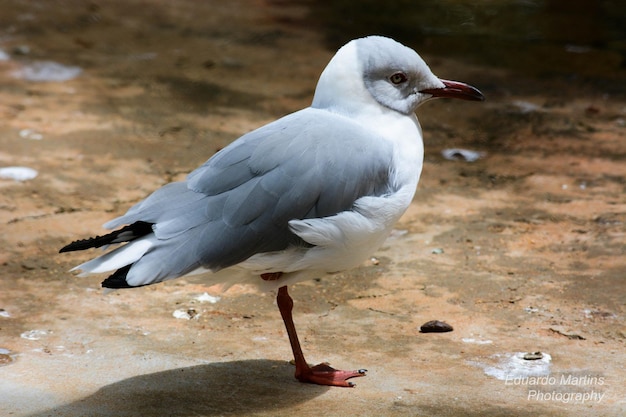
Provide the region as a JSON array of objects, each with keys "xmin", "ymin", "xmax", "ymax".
[
  {"xmin": 101, "ymin": 265, "xmax": 134, "ymax": 289},
  {"xmin": 59, "ymin": 237, "xmax": 104, "ymax": 253},
  {"xmin": 59, "ymin": 221, "xmax": 154, "ymax": 253},
  {"xmin": 101, "ymin": 265, "xmax": 150, "ymax": 289}
]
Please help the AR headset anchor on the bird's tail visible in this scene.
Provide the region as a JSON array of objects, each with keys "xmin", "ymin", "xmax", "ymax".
[{"xmin": 59, "ymin": 221, "xmax": 156, "ymax": 289}]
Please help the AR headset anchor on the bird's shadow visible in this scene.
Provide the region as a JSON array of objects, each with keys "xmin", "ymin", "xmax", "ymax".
[{"xmin": 25, "ymin": 360, "xmax": 328, "ymax": 417}]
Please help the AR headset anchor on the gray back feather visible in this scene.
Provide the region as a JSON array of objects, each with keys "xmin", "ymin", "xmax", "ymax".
[{"xmin": 108, "ymin": 108, "xmax": 395, "ymax": 278}]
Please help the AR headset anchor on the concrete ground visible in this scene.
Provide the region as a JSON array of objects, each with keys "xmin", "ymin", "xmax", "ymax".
[{"xmin": 1, "ymin": 1, "xmax": 624, "ymax": 416}]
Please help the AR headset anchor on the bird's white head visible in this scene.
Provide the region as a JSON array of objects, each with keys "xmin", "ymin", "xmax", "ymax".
[{"xmin": 312, "ymin": 36, "xmax": 483, "ymax": 116}]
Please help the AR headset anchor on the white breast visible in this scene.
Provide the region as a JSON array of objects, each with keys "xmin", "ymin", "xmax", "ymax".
[{"xmin": 237, "ymin": 110, "xmax": 424, "ymax": 290}]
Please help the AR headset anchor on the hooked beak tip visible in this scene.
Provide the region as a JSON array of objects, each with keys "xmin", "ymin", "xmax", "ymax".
[{"xmin": 420, "ymin": 79, "xmax": 485, "ymax": 102}]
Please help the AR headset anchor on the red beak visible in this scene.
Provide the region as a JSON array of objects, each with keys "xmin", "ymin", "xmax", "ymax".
[{"xmin": 420, "ymin": 79, "xmax": 484, "ymax": 101}]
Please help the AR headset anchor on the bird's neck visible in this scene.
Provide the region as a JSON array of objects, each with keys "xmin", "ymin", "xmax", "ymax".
[
  {"xmin": 311, "ymin": 42, "xmax": 378, "ymax": 117},
  {"xmin": 311, "ymin": 40, "xmax": 424, "ymax": 191}
]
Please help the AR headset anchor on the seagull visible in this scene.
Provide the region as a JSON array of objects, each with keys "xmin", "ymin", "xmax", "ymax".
[{"xmin": 60, "ymin": 36, "xmax": 483, "ymax": 387}]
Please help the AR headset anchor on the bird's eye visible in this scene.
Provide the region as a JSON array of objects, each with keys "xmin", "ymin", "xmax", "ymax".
[{"xmin": 389, "ymin": 72, "xmax": 408, "ymax": 85}]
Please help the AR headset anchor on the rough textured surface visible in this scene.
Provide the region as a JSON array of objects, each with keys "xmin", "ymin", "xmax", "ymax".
[{"xmin": 1, "ymin": 1, "xmax": 624, "ymax": 416}]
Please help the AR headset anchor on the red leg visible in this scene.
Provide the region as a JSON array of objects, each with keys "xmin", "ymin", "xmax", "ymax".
[{"xmin": 276, "ymin": 285, "xmax": 366, "ymax": 387}]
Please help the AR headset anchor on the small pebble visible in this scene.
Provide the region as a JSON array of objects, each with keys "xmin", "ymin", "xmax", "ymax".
[
  {"xmin": 173, "ymin": 308, "xmax": 198, "ymax": 320},
  {"xmin": 19, "ymin": 128, "xmax": 44, "ymax": 140},
  {"xmin": 0, "ymin": 166, "xmax": 38, "ymax": 181},
  {"xmin": 510, "ymin": 100, "xmax": 542, "ymax": 113},
  {"xmin": 12, "ymin": 45, "xmax": 31, "ymax": 55},
  {"xmin": 0, "ymin": 353, "xmax": 14, "ymax": 366},
  {"xmin": 13, "ymin": 60, "xmax": 82, "ymax": 82},
  {"xmin": 441, "ymin": 148, "xmax": 486, "ymax": 162},
  {"xmin": 194, "ymin": 292, "xmax": 220, "ymax": 304},
  {"xmin": 20, "ymin": 329, "xmax": 49, "ymax": 340},
  {"xmin": 420, "ymin": 320, "xmax": 453, "ymax": 333},
  {"xmin": 523, "ymin": 351, "xmax": 544, "ymax": 360},
  {"xmin": 431, "ymin": 248, "xmax": 444, "ymax": 255}
]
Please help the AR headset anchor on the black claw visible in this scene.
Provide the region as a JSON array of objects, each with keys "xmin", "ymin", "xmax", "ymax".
[{"xmin": 358, "ymin": 369, "xmax": 367, "ymax": 374}]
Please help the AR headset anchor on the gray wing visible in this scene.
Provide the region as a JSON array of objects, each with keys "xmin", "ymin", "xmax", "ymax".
[{"xmin": 106, "ymin": 107, "xmax": 395, "ymax": 274}]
